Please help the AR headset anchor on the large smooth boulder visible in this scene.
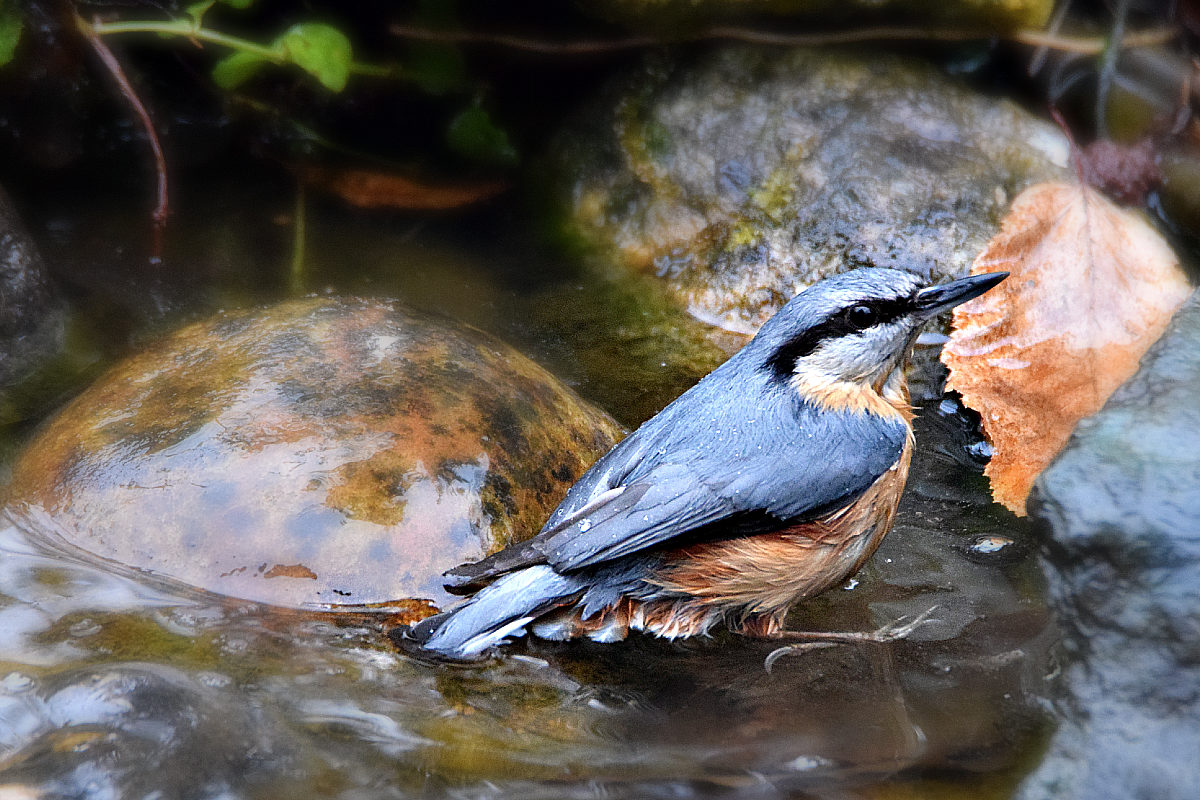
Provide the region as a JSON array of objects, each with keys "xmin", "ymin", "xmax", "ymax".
[{"xmin": 4, "ymin": 297, "xmax": 622, "ymax": 614}]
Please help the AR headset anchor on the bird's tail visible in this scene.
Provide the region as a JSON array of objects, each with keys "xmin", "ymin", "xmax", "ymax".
[{"xmin": 404, "ymin": 565, "xmax": 584, "ymax": 659}]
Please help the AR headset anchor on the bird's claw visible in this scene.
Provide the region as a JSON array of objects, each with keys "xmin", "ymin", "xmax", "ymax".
[
  {"xmin": 764, "ymin": 641, "xmax": 836, "ymax": 673},
  {"xmin": 868, "ymin": 604, "xmax": 941, "ymax": 642},
  {"xmin": 763, "ymin": 605, "xmax": 941, "ymax": 672}
]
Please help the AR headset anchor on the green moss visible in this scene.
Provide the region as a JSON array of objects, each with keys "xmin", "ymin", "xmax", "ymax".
[
  {"xmin": 726, "ymin": 220, "xmax": 761, "ymax": 250},
  {"xmin": 641, "ymin": 119, "xmax": 672, "ymax": 162},
  {"xmin": 31, "ymin": 567, "xmax": 73, "ymax": 588},
  {"xmin": 553, "ymin": 46, "xmax": 1068, "ymax": 338},
  {"xmin": 748, "ymin": 165, "xmax": 798, "ymax": 223},
  {"xmin": 35, "ymin": 612, "xmax": 224, "ymax": 668}
]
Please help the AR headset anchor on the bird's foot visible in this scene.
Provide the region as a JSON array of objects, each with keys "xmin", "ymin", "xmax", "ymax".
[
  {"xmin": 763, "ymin": 641, "xmax": 836, "ymax": 673},
  {"xmin": 763, "ymin": 605, "xmax": 940, "ymax": 673},
  {"xmin": 868, "ymin": 604, "xmax": 941, "ymax": 641}
]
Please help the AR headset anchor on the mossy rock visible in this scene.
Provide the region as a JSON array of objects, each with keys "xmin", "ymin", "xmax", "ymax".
[
  {"xmin": 3, "ymin": 298, "xmax": 622, "ymax": 615},
  {"xmin": 553, "ymin": 46, "xmax": 1069, "ymax": 336}
]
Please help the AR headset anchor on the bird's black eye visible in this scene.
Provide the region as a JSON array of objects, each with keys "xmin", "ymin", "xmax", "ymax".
[{"xmin": 846, "ymin": 304, "xmax": 877, "ymax": 330}]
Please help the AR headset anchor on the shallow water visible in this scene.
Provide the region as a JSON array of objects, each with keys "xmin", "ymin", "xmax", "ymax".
[{"xmin": 0, "ymin": 176, "xmax": 1052, "ymax": 798}]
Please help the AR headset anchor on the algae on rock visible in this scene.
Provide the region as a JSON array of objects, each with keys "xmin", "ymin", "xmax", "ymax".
[{"xmin": 553, "ymin": 47, "xmax": 1069, "ymax": 337}]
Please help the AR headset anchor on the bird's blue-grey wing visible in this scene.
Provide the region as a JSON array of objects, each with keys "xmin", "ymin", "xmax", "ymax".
[
  {"xmin": 538, "ymin": 458, "xmax": 734, "ymax": 570},
  {"xmin": 721, "ymin": 401, "xmax": 910, "ymax": 522},
  {"xmin": 445, "ymin": 377, "xmax": 908, "ymax": 584},
  {"xmin": 537, "ymin": 394, "xmax": 909, "ymax": 572}
]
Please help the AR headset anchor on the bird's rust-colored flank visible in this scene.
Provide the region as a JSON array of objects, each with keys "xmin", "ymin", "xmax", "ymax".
[
  {"xmin": 643, "ymin": 371, "xmax": 916, "ymax": 639},
  {"xmin": 650, "ymin": 437, "xmax": 911, "ymax": 638},
  {"xmin": 536, "ymin": 434, "xmax": 913, "ymax": 643}
]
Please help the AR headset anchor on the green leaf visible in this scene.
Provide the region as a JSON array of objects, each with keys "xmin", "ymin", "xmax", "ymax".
[
  {"xmin": 184, "ymin": 1, "xmax": 216, "ymax": 24},
  {"xmin": 186, "ymin": 0, "xmax": 253, "ymax": 25},
  {"xmin": 0, "ymin": 1, "xmax": 22, "ymax": 67},
  {"xmin": 211, "ymin": 50, "xmax": 269, "ymax": 90},
  {"xmin": 447, "ymin": 106, "xmax": 518, "ymax": 167},
  {"xmin": 278, "ymin": 22, "xmax": 351, "ymax": 92}
]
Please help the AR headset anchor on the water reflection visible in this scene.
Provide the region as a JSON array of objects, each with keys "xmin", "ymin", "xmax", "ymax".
[
  {"xmin": 0, "ymin": 185, "xmax": 1052, "ymax": 799},
  {"xmin": 0, "ymin": 401, "xmax": 1052, "ymax": 798}
]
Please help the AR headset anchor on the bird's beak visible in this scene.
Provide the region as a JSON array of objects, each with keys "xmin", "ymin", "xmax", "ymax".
[{"xmin": 914, "ymin": 272, "xmax": 1008, "ymax": 318}]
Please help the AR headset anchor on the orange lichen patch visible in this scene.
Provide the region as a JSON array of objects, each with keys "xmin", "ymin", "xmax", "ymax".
[
  {"xmin": 263, "ymin": 563, "xmax": 318, "ymax": 580},
  {"xmin": 373, "ymin": 598, "xmax": 442, "ymax": 627},
  {"xmin": 326, "ymin": 451, "xmax": 416, "ymax": 527},
  {"xmin": 942, "ymin": 182, "xmax": 1191, "ymax": 515},
  {"xmin": 319, "ymin": 329, "xmax": 623, "ymax": 552}
]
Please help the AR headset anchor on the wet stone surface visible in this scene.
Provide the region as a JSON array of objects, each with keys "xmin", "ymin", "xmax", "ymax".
[
  {"xmin": 1022, "ymin": 290, "xmax": 1200, "ymax": 800},
  {"xmin": 0, "ymin": 400, "xmax": 1051, "ymax": 799},
  {"xmin": 2, "ymin": 297, "xmax": 622, "ymax": 613},
  {"xmin": 551, "ymin": 47, "xmax": 1068, "ymax": 396}
]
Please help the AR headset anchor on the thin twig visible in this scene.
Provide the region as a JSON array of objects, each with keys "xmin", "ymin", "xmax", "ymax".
[
  {"xmin": 388, "ymin": 23, "xmax": 1179, "ymax": 57},
  {"xmin": 388, "ymin": 25, "xmax": 657, "ymax": 54},
  {"xmin": 1028, "ymin": 0, "xmax": 1073, "ymax": 76},
  {"xmin": 1094, "ymin": 0, "xmax": 1131, "ymax": 138},
  {"xmin": 89, "ymin": 18, "xmax": 405, "ymax": 79},
  {"xmin": 1049, "ymin": 106, "xmax": 1086, "ymax": 185},
  {"xmin": 1172, "ymin": 62, "xmax": 1195, "ymax": 135},
  {"xmin": 91, "ymin": 18, "xmax": 282, "ymax": 59},
  {"xmin": 78, "ymin": 15, "xmax": 169, "ymax": 263}
]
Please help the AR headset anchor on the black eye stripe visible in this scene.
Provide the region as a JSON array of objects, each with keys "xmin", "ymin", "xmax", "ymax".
[
  {"xmin": 847, "ymin": 296, "xmax": 911, "ymax": 326},
  {"xmin": 847, "ymin": 304, "xmax": 876, "ymax": 328},
  {"xmin": 764, "ymin": 294, "xmax": 915, "ymax": 380}
]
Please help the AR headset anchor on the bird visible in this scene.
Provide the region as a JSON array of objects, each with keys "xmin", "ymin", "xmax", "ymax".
[{"xmin": 403, "ymin": 268, "xmax": 1007, "ymax": 660}]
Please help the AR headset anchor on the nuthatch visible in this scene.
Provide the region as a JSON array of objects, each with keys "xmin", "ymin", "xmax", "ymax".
[{"xmin": 406, "ymin": 268, "xmax": 1007, "ymax": 660}]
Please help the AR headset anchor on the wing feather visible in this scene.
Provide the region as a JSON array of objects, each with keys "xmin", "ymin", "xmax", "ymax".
[{"xmin": 444, "ymin": 361, "xmax": 908, "ymax": 586}]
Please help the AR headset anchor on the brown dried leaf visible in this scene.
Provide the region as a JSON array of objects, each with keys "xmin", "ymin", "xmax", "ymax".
[
  {"xmin": 942, "ymin": 181, "xmax": 1192, "ymax": 515},
  {"xmin": 297, "ymin": 165, "xmax": 507, "ymax": 210}
]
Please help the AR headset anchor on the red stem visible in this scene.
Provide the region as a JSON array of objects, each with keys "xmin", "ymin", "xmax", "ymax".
[
  {"xmin": 1049, "ymin": 106, "xmax": 1087, "ymax": 186},
  {"xmin": 80, "ymin": 16, "xmax": 169, "ymax": 263}
]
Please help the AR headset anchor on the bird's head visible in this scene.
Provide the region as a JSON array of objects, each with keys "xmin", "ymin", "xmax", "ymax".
[{"xmin": 755, "ymin": 268, "xmax": 1007, "ymax": 408}]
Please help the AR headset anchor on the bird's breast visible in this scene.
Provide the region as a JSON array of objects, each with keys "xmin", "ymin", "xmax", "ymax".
[{"xmin": 791, "ymin": 367, "xmax": 914, "ymax": 423}]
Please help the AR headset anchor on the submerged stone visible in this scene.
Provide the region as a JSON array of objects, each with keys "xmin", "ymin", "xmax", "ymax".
[
  {"xmin": 1023, "ymin": 290, "xmax": 1200, "ymax": 800},
  {"xmin": 552, "ymin": 47, "xmax": 1068, "ymax": 358},
  {"xmin": 3, "ymin": 298, "xmax": 622, "ymax": 614}
]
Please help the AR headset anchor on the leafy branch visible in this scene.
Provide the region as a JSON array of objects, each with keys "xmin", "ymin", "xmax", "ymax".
[{"xmin": 80, "ymin": 2, "xmax": 402, "ymax": 92}]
